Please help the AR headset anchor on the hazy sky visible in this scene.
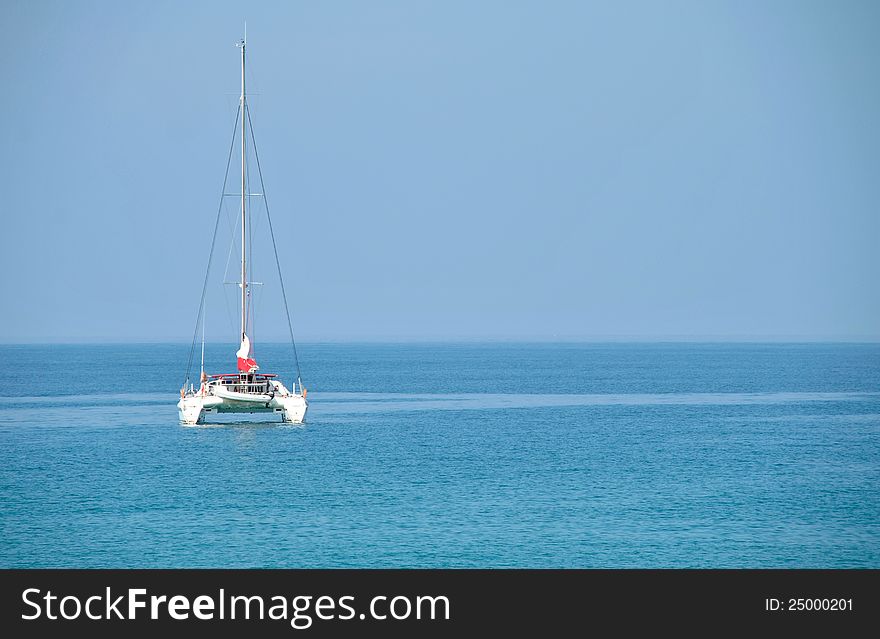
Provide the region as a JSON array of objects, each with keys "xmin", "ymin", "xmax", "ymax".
[{"xmin": 2, "ymin": 0, "xmax": 878, "ymax": 342}]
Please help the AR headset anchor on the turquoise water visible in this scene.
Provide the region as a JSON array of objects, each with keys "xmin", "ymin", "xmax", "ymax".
[{"xmin": 1, "ymin": 342, "xmax": 878, "ymax": 567}]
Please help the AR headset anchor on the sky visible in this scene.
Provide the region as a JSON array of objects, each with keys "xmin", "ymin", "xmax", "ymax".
[{"xmin": 1, "ymin": 0, "xmax": 878, "ymax": 342}]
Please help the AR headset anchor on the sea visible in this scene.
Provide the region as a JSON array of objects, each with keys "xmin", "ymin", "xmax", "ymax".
[{"xmin": 1, "ymin": 342, "xmax": 878, "ymax": 568}]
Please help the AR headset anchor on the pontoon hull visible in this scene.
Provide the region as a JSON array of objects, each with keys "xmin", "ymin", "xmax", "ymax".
[{"xmin": 177, "ymin": 393, "xmax": 307, "ymax": 425}]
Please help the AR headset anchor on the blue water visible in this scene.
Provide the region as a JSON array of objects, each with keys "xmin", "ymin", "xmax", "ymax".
[{"xmin": 1, "ymin": 342, "xmax": 878, "ymax": 568}]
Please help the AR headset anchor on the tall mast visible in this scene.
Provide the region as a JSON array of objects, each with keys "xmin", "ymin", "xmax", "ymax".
[{"xmin": 238, "ymin": 37, "xmax": 247, "ymax": 342}]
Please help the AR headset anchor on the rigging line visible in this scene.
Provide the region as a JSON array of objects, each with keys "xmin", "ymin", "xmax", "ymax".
[
  {"xmin": 247, "ymin": 155, "xmax": 255, "ymax": 353},
  {"xmin": 247, "ymin": 145, "xmax": 254, "ymax": 337},
  {"xmin": 220, "ymin": 119, "xmax": 242, "ymax": 344},
  {"xmin": 250, "ymin": 285, "xmax": 258, "ymax": 357},
  {"xmin": 222, "ymin": 271, "xmax": 237, "ymax": 344},
  {"xmin": 245, "ymin": 103, "xmax": 303, "ymax": 384},
  {"xmin": 221, "ymin": 202, "xmax": 242, "ymax": 344},
  {"xmin": 247, "ymin": 170, "xmax": 260, "ymax": 358},
  {"xmin": 183, "ymin": 107, "xmax": 241, "ymax": 387},
  {"xmin": 200, "ymin": 296, "xmax": 206, "ymax": 376},
  {"xmin": 221, "ymin": 213, "xmax": 240, "ymax": 294},
  {"xmin": 221, "ymin": 191, "xmax": 240, "ymax": 282}
]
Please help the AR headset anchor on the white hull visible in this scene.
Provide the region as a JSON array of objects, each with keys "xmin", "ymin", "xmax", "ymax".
[{"xmin": 178, "ymin": 379, "xmax": 308, "ymax": 425}]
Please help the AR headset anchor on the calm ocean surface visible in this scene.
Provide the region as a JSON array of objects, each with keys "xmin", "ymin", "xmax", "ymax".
[{"xmin": 1, "ymin": 342, "xmax": 878, "ymax": 568}]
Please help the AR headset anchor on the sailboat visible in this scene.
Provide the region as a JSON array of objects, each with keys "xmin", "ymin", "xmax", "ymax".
[{"xmin": 177, "ymin": 36, "xmax": 308, "ymax": 425}]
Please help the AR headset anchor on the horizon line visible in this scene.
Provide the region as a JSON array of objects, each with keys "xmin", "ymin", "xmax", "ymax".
[{"xmin": 2, "ymin": 336, "xmax": 880, "ymax": 346}]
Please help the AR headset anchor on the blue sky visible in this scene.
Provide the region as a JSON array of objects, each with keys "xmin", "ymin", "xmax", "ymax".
[{"xmin": 1, "ymin": 0, "xmax": 878, "ymax": 342}]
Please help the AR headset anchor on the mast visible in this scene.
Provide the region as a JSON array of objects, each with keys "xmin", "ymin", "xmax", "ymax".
[{"xmin": 238, "ymin": 37, "xmax": 247, "ymax": 343}]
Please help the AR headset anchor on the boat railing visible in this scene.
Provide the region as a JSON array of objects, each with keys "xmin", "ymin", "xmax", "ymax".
[{"xmin": 212, "ymin": 380, "xmax": 275, "ymax": 394}]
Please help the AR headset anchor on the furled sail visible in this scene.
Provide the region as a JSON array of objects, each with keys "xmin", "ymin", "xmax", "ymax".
[{"xmin": 236, "ymin": 334, "xmax": 259, "ymax": 372}]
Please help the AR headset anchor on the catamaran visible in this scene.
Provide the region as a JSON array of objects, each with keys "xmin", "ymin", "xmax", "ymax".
[{"xmin": 177, "ymin": 36, "xmax": 308, "ymax": 425}]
